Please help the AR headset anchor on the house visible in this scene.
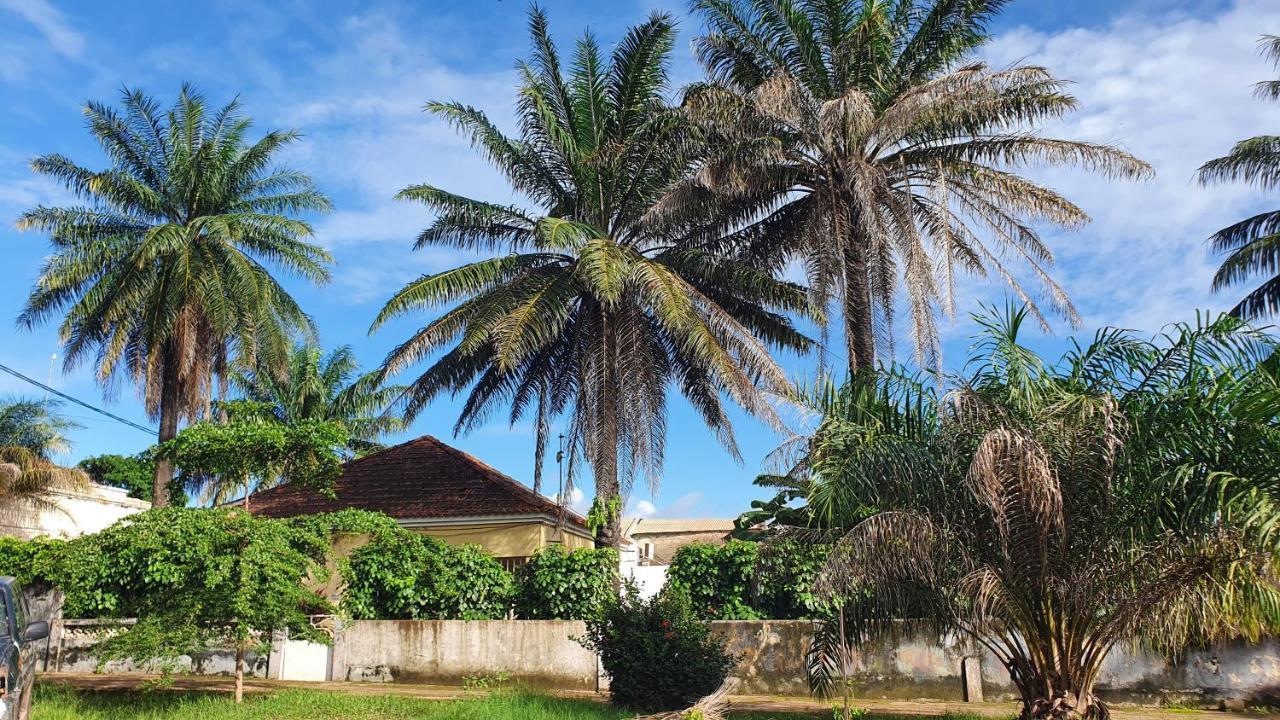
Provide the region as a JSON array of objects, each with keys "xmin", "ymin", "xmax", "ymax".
[
  {"xmin": 0, "ymin": 483, "xmax": 150, "ymax": 540},
  {"xmin": 622, "ymin": 517, "xmax": 737, "ymax": 564},
  {"xmin": 618, "ymin": 517, "xmax": 737, "ymax": 599},
  {"xmin": 247, "ymin": 434, "xmax": 594, "ymax": 569}
]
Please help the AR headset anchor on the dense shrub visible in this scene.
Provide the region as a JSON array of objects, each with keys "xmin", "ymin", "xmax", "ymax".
[
  {"xmin": 514, "ymin": 546, "xmax": 617, "ymax": 619},
  {"xmin": 666, "ymin": 539, "xmax": 830, "ymax": 619},
  {"xmin": 754, "ymin": 536, "xmax": 830, "ymax": 619},
  {"xmin": 77, "ymin": 453, "xmax": 186, "ymax": 505},
  {"xmin": 665, "ymin": 541, "xmax": 760, "ymax": 619},
  {"xmin": 580, "ymin": 584, "xmax": 736, "ymax": 712},
  {"xmin": 0, "ymin": 536, "xmax": 65, "ymax": 589},
  {"xmin": 341, "ymin": 527, "xmax": 514, "ymax": 620}
]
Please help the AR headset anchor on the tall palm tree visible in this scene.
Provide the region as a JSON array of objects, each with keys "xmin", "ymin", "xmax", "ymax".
[
  {"xmin": 1197, "ymin": 35, "xmax": 1280, "ymax": 319},
  {"xmin": 662, "ymin": 0, "xmax": 1150, "ymax": 372},
  {"xmin": 18, "ymin": 85, "xmax": 333, "ymax": 506},
  {"xmin": 233, "ymin": 344, "xmax": 405, "ymax": 458},
  {"xmin": 0, "ymin": 397, "xmax": 87, "ymax": 513},
  {"xmin": 798, "ymin": 306, "xmax": 1280, "ymax": 720},
  {"xmin": 372, "ymin": 8, "xmax": 812, "ymax": 547}
]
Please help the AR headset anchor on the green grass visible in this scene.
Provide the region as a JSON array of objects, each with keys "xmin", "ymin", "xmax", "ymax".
[{"xmin": 30, "ymin": 686, "xmax": 826, "ymax": 720}]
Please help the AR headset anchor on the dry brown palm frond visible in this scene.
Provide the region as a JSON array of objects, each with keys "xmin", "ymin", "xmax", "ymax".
[{"xmin": 630, "ymin": 679, "xmax": 737, "ymax": 720}]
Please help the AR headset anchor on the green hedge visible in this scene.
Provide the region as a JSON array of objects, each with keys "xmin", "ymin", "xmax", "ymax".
[
  {"xmin": 341, "ymin": 527, "xmax": 514, "ymax": 620},
  {"xmin": 665, "ymin": 537, "xmax": 829, "ymax": 619},
  {"xmin": 514, "ymin": 546, "xmax": 617, "ymax": 619}
]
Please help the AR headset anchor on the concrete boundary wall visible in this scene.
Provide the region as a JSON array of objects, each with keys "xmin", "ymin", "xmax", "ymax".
[{"xmin": 39, "ymin": 618, "xmax": 1280, "ymax": 705}]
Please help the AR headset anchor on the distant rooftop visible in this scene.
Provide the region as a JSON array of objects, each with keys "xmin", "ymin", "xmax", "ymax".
[{"xmin": 622, "ymin": 517, "xmax": 737, "ymax": 536}]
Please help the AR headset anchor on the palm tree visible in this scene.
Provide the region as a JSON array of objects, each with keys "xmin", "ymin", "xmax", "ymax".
[
  {"xmin": 372, "ymin": 8, "xmax": 813, "ymax": 547},
  {"xmin": 233, "ymin": 344, "xmax": 405, "ymax": 458},
  {"xmin": 0, "ymin": 397, "xmax": 88, "ymax": 512},
  {"xmin": 17, "ymin": 85, "xmax": 333, "ymax": 506},
  {"xmin": 799, "ymin": 306, "xmax": 1280, "ymax": 720},
  {"xmin": 662, "ymin": 0, "xmax": 1150, "ymax": 372},
  {"xmin": 1197, "ymin": 35, "xmax": 1280, "ymax": 319}
]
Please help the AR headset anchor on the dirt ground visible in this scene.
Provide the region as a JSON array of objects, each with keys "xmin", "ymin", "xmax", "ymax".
[{"xmin": 37, "ymin": 673, "xmax": 1274, "ymax": 720}]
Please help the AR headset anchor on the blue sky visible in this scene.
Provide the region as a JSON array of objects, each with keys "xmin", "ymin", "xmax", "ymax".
[{"xmin": 2, "ymin": 0, "xmax": 1278, "ymax": 519}]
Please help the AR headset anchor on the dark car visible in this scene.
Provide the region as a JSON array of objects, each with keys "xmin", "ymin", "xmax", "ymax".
[{"xmin": 0, "ymin": 577, "xmax": 48, "ymax": 720}]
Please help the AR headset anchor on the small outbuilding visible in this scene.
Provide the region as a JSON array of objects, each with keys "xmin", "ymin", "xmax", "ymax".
[{"xmin": 248, "ymin": 434, "xmax": 594, "ymax": 569}]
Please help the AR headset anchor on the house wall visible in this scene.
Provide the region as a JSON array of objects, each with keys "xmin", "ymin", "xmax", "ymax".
[
  {"xmin": 0, "ymin": 484, "xmax": 150, "ymax": 540},
  {"xmin": 413, "ymin": 521, "xmax": 594, "ymax": 559}
]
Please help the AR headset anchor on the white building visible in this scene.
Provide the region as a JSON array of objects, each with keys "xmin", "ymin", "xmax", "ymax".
[{"xmin": 0, "ymin": 483, "xmax": 150, "ymax": 539}]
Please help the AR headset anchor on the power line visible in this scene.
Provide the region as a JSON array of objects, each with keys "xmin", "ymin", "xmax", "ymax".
[{"xmin": 0, "ymin": 362, "xmax": 156, "ymax": 436}]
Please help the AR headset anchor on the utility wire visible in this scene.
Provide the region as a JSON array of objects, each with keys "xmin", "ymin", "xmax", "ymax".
[{"xmin": 0, "ymin": 361, "xmax": 156, "ymax": 436}]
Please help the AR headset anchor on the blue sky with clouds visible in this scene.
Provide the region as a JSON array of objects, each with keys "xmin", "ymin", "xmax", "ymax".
[{"xmin": 2, "ymin": 0, "xmax": 1278, "ymax": 519}]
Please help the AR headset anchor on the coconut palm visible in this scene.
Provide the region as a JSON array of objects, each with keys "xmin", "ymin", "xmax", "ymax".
[
  {"xmin": 372, "ymin": 8, "xmax": 812, "ymax": 547},
  {"xmin": 233, "ymin": 344, "xmax": 406, "ymax": 458},
  {"xmin": 0, "ymin": 397, "xmax": 88, "ymax": 512},
  {"xmin": 798, "ymin": 306, "xmax": 1280, "ymax": 719},
  {"xmin": 1197, "ymin": 35, "xmax": 1280, "ymax": 319},
  {"xmin": 662, "ymin": 0, "xmax": 1150, "ymax": 372},
  {"xmin": 17, "ymin": 85, "xmax": 333, "ymax": 506}
]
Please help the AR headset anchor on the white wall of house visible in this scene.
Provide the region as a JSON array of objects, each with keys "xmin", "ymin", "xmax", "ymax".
[
  {"xmin": 618, "ymin": 546, "xmax": 668, "ymax": 600},
  {"xmin": 0, "ymin": 483, "xmax": 150, "ymax": 539}
]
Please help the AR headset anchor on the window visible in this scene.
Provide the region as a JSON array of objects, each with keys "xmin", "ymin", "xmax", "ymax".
[
  {"xmin": 497, "ymin": 557, "xmax": 530, "ymax": 573},
  {"xmin": 0, "ymin": 593, "xmax": 8, "ymax": 638}
]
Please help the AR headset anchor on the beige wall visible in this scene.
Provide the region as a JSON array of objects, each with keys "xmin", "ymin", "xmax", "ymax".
[
  {"xmin": 420, "ymin": 520, "xmax": 593, "ymax": 558},
  {"xmin": 0, "ymin": 483, "xmax": 150, "ymax": 540}
]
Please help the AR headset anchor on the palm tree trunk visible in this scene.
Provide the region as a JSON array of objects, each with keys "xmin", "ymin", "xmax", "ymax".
[
  {"xmin": 152, "ymin": 350, "xmax": 181, "ymax": 508},
  {"xmin": 594, "ymin": 317, "xmax": 622, "ymax": 551},
  {"xmin": 843, "ymin": 243, "xmax": 876, "ymax": 374}
]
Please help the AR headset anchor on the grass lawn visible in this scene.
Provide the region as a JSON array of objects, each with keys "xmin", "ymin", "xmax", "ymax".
[{"xmin": 30, "ymin": 686, "xmax": 832, "ymax": 720}]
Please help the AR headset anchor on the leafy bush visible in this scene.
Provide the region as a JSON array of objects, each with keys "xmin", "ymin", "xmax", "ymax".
[
  {"xmin": 0, "ymin": 536, "xmax": 65, "ymax": 589},
  {"xmin": 341, "ymin": 527, "xmax": 514, "ymax": 620},
  {"xmin": 51, "ymin": 507, "xmax": 332, "ymax": 667},
  {"xmin": 580, "ymin": 583, "xmax": 736, "ymax": 712},
  {"xmin": 755, "ymin": 536, "xmax": 830, "ymax": 619},
  {"xmin": 77, "ymin": 453, "xmax": 186, "ymax": 505},
  {"xmin": 666, "ymin": 538, "xmax": 830, "ymax": 619},
  {"xmin": 514, "ymin": 546, "xmax": 617, "ymax": 619},
  {"xmin": 665, "ymin": 541, "xmax": 761, "ymax": 619}
]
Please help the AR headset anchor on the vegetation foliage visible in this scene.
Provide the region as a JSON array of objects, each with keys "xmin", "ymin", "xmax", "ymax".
[
  {"xmin": 579, "ymin": 584, "xmax": 736, "ymax": 712},
  {"xmin": 16, "ymin": 85, "xmax": 333, "ymax": 504},
  {"xmin": 1197, "ymin": 35, "xmax": 1280, "ymax": 319},
  {"xmin": 792, "ymin": 306, "xmax": 1280, "ymax": 720},
  {"xmin": 666, "ymin": 539, "xmax": 829, "ymax": 620},
  {"xmin": 341, "ymin": 525, "xmax": 515, "ymax": 621},
  {"xmin": 370, "ymin": 7, "xmax": 811, "ymax": 547},
  {"xmin": 513, "ymin": 546, "xmax": 617, "ymax": 620}
]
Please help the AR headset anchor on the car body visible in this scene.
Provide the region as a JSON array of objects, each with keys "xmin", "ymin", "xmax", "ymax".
[{"xmin": 0, "ymin": 577, "xmax": 48, "ymax": 720}]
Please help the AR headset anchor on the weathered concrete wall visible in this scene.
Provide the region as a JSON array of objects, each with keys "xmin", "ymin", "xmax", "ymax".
[
  {"xmin": 331, "ymin": 620, "xmax": 598, "ymax": 690},
  {"xmin": 42, "ymin": 616, "xmax": 1280, "ymax": 705},
  {"xmin": 713, "ymin": 621, "xmax": 978, "ymax": 699},
  {"xmin": 45, "ymin": 620, "xmax": 267, "ymax": 677}
]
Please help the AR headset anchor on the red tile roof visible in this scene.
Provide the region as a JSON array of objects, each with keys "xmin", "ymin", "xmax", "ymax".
[{"xmin": 247, "ymin": 435, "xmax": 588, "ymax": 529}]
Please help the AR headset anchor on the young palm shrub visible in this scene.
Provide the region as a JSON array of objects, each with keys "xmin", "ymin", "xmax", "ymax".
[
  {"xmin": 803, "ymin": 306, "xmax": 1280, "ymax": 720},
  {"xmin": 663, "ymin": 0, "xmax": 1150, "ymax": 372},
  {"xmin": 233, "ymin": 344, "xmax": 405, "ymax": 458},
  {"xmin": 372, "ymin": 9, "xmax": 812, "ymax": 546},
  {"xmin": 1197, "ymin": 35, "xmax": 1280, "ymax": 319},
  {"xmin": 18, "ymin": 86, "xmax": 333, "ymax": 505}
]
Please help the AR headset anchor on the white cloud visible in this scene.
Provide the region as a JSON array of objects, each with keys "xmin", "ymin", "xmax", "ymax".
[
  {"xmin": 631, "ymin": 499, "xmax": 657, "ymax": 518},
  {"xmin": 0, "ymin": 0, "xmax": 84, "ymax": 59},
  {"xmin": 969, "ymin": 0, "xmax": 1280, "ymax": 333}
]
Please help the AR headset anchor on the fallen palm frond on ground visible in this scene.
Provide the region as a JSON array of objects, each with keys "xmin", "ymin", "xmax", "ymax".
[{"xmin": 631, "ymin": 680, "xmax": 736, "ymax": 720}]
